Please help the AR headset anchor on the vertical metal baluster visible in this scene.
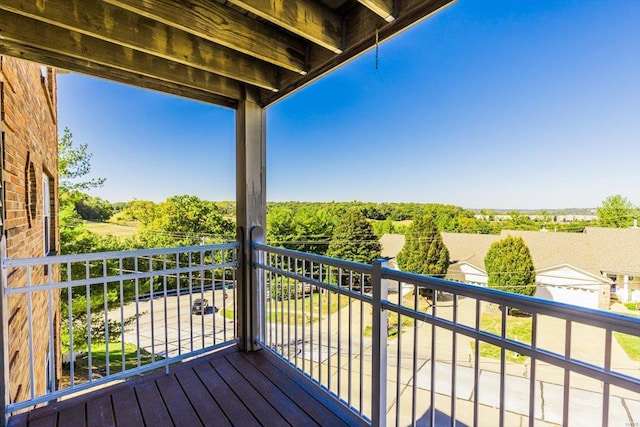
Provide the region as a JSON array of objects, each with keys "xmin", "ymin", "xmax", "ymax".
[
  {"xmin": 563, "ymin": 321, "xmax": 572, "ymax": 426},
  {"xmin": 310, "ymin": 261, "xmax": 314, "ymax": 381},
  {"xmin": 27, "ymin": 267, "xmax": 35, "ymax": 398},
  {"xmin": 337, "ymin": 267, "xmax": 342, "ymax": 401},
  {"xmin": 233, "ymin": 248, "xmax": 237, "ymax": 338},
  {"xmin": 176, "ymin": 252, "xmax": 181, "ymax": 355},
  {"xmin": 451, "ymin": 293, "xmax": 458, "ymax": 426},
  {"xmin": 396, "ymin": 289, "xmax": 402, "ymax": 427},
  {"xmin": 269, "ymin": 253, "xmax": 273, "ymax": 348},
  {"xmin": 103, "ymin": 259, "xmax": 109, "ymax": 378},
  {"xmin": 528, "ymin": 313, "xmax": 538, "ymax": 427},
  {"xmin": 119, "ymin": 258, "xmax": 125, "ymax": 372},
  {"xmin": 135, "ymin": 257, "xmax": 141, "ymax": 367},
  {"xmin": 47, "ymin": 263, "xmax": 54, "ymax": 394},
  {"xmin": 359, "ymin": 272, "xmax": 364, "ymax": 415},
  {"xmin": 411, "ymin": 286, "xmax": 418, "ymax": 427},
  {"xmin": 163, "ymin": 255, "xmax": 168, "ymax": 368},
  {"xmin": 602, "ymin": 328, "xmax": 612, "ymax": 426},
  {"xmin": 430, "ymin": 288, "xmax": 436, "ymax": 427},
  {"xmin": 473, "ymin": 299, "xmax": 480, "ymax": 427},
  {"xmin": 287, "ymin": 256, "xmax": 291, "ymax": 361},
  {"xmin": 294, "ymin": 257, "xmax": 299, "ymax": 368},
  {"xmin": 221, "ymin": 249, "xmax": 227, "ymax": 344},
  {"xmin": 200, "ymin": 250, "xmax": 205, "ymax": 349},
  {"xmin": 499, "ymin": 305, "xmax": 506, "ymax": 427},
  {"xmin": 348, "ymin": 269, "xmax": 353, "ymax": 407},
  {"xmin": 280, "ymin": 255, "xmax": 284, "ymax": 356},
  {"xmin": 327, "ymin": 264, "xmax": 332, "ymax": 393},
  {"xmin": 149, "ymin": 256, "xmax": 155, "ymax": 362},
  {"xmin": 318, "ymin": 262, "xmax": 323, "ymax": 385},
  {"xmin": 302, "ymin": 258, "xmax": 306, "ymax": 374},
  {"xmin": 189, "ymin": 252, "xmax": 193, "ymax": 352},
  {"xmin": 67, "ymin": 262, "xmax": 75, "ymax": 387},
  {"xmin": 86, "ymin": 260, "xmax": 92, "ymax": 382}
]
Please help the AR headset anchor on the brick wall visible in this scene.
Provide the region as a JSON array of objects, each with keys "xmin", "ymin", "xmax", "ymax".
[{"xmin": 0, "ymin": 56, "xmax": 60, "ymax": 405}]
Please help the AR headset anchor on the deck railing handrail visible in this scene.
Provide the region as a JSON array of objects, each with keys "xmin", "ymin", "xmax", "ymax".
[
  {"xmin": 253, "ymin": 243, "xmax": 640, "ymax": 427},
  {"xmin": 1, "ymin": 242, "xmax": 239, "ymax": 415}
]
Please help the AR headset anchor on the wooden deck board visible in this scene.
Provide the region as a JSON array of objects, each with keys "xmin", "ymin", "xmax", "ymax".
[
  {"xmin": 236, "ymin": 351, "xmax": 351, "ymax": 426},
  {"xmin": 8, "ymin": 345, "xmax": 369, "ymax": 427},
  {"xmin": 111, "ymin": 388, "xmax": 144, "ymax": 427},
  {"xmin": 154, "ymin": 374, "xmax": 202, "ymax": 426},
  {"xmin": 57, "ymin": 402, "xmax": 85, "ymax": 427},
  {"xmin": 191, "ymin": 360, "xmax": 260, "ymax": 426},
  {"xmin": 86, "ymin": 394, "xmax": 115, "ymax": 427},
  {"xmin": 174, "ymin": 368, "xmax": 232, "ymax": 427}
]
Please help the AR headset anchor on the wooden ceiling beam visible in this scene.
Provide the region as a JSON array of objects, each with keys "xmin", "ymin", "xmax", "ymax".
[
  {"xmin": 262, "ymin": 0, "xmax": 455, "ymax": 106},
  {"xmin": 0, "ymin": 11, "xmax": 244, "ymax": 102},
  {"xmin": 357, "ymin": 0, "xmax": 395, "ymax": 22},
  {"xmin": 0, "ymin": 41, "xmax": 239, "ymax": 109},
  {"xmin": 103, "ymin": 0, "xmax": 308, "ymax": 75},
  {"xmin": 225, "ymin": 0, "xmax": 343, "ymax": 53},
  {"xmin": 0, "ymin": 0, "xmax": 282, "ymax": 91}
]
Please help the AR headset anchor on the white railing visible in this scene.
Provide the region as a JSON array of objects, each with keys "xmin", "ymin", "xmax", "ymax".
[
  {"xmin": 2, "ymin": 243, "xmax": 238, "ymax": 414},
  {"xmin": 253, "ymin": 243, "xmax": 640, "ymax": 427}
]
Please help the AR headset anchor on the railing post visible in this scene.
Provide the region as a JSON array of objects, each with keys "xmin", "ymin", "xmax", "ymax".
[
  {"xmin": 0, "ymin": 237, "xmax": 10, "ymax": 427},
  {"xmin": 371, "ymin": 259, "xmax": 388, "ymax": 427},
  {"xmin": 235, "ymin": 87, "xmax": 266, "ymax": 352}
]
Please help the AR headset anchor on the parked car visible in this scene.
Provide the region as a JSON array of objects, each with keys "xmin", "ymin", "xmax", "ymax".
[{"xmin": 192, "ymin": 298, "xmax": 208, "ymax": 314}]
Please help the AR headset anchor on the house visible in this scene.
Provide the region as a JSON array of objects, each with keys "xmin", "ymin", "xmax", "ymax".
[
  {"xmin": 0, "ymin": 56, "xmax": 60, "ymax": 406},
  {"xmin": 381, "ymin": 227, "xmax": 640, "ymax": 310}
]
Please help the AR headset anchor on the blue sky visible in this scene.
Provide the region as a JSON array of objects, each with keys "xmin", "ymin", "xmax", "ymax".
[{"xmin": 57, "ymin": 0, "xmax": 640, "ymax": 210}]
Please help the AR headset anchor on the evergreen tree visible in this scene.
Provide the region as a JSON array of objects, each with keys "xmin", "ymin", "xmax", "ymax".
[
  {"xmin": 484, "ymin": 235, "xmax": 536, "ymax": 296},
  {"xmin": 597, "ymin": 194, "xmax": 637, "ymax": 228},
  {"xmin": 397, "ymin": 215, "xmax": 449, "ymax": 278},
  {"xmin": 326, "ymin": 209, "xmax": 381, "ymax": 264}
]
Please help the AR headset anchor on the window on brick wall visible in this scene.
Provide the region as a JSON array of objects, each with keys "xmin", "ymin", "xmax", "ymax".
[
  {"xmin": 25, "ymin": 154, "xmax": 37, "ymax": 227},
  {"xmin": 43, "ymin": 175, "xmax": 51, "ymax": 255}
]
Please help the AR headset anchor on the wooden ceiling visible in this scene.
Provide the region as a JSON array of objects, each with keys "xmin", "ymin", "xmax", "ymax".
[{"xmin": 0, "ymin": 0, "xmax": 454, "ymax": 109}]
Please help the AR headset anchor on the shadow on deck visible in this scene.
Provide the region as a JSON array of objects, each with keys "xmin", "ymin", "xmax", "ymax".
[{"xmin": 8, "ymin": 345, "xmax": 367, "ymax": 427}]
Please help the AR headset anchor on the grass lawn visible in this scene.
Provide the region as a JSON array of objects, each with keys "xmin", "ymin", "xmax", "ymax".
[
  {"xmin": 614, "ymin": 332, "xmax": 640, "ymax": 361},
  {"xmin": 84, "ymin": 221, "xmax": 138, "ymax": 238},
  {"xmin": 470, "ymin": 312, "xmax": 532, "ymax": 363},
  {"xmin": 60, "ymin": 342, "xmax": 156, "ymax": 387}
]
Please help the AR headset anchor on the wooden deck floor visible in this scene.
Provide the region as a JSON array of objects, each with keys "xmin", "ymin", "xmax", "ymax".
[{"xmin": 8, "ymin": 346, "xmax": 368, "ymax": 427}]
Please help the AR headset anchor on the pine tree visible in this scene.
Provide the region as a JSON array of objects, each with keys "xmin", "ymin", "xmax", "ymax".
[
  {"xmin": 397, "ymin": 215, "xmax": 449, "ymax": 277},
  {"xmin": 484, "ymin": 235, "xmax": 536, "ymax": 296},
  {"xmin": 327, "ymin": 209, "xmax": 381, "ymax": 264}
]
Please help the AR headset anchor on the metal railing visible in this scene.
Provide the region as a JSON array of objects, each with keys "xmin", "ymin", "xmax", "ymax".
[
  {"xmin": 2, "ymin": 243, "xmax": 238, "ymax": 414},
  {"xmin": 253, "ymin": 243, "xmax": 640, "ymax": 427}
]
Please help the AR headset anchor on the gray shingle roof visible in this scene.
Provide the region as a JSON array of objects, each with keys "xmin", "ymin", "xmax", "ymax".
[{"xmin": 380, "ymin": 226, "xmax": 640, "ymax": 276}]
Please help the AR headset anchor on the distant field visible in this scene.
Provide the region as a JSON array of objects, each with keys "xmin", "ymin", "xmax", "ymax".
[{"xmin": 84, "ymin": 221, "xmax": 138, "ymax": 238}]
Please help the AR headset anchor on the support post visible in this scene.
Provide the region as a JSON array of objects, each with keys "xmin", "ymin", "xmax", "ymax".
[
  {"xmin": 371, "ymin": 259, "xmax": 388, "ymax": 427},
  {"xmin": 0, "ymin": 237, "xmax": 10, "ymax": 427},
  {"xmin": 236, "ymin": 87, "xmax": 266, "ymax": 352}
]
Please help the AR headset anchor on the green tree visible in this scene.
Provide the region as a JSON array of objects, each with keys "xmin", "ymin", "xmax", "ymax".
[
  {"xmin": 396, "ymin": 215, "xmax": 449, "ymax": 278},
  {"xmin": 58, "ymin": 127, "xmax": 105, "ymax": 191},
  {"xmin": 326, "ymin": 209, "xmax": 381, "ymax": 264},
  {"xmin": 484, "ymin": 236, "xmax": 536, "ymax": 296},
  {"xmin": 597, "ymin": 194, "xmax": 637, "ymax": 228}
]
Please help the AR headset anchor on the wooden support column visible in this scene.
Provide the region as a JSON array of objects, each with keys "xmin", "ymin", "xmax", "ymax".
[{"xmin": 236, "ymin": 87, "xmax": 266, "ymax": 352}]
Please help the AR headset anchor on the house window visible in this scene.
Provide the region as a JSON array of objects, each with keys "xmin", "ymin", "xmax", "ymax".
[
  {"xmin": 25, "ymin": 155, "xmax": 37, "ymax": 227},
  {"xmin": 42, "ymin": 175, "xmax": 51, "ymax": 255}
]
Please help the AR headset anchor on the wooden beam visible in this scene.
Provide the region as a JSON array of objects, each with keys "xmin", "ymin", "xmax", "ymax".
[
  {"xmin": 0, "ymin": 42, "xmax": 239, "ymax": 109},
  {"xmin": 225, "ymin": 0, "xmax": 343, "ymax": 53},
  {"xmin": 104, "ymin": 0, "xmax": 308, "ymax": 74},
  {"xmin": 357, "ymin": 0, "xmax": 395, "ymax": 22},
  {"xmin": 0, "ymin": 11, "xmax": 244, "ymax": 103},
  {"xmin": 0, "ymin": 0, "xmax": 282, "ymax": 91},
  {"xmin": 261, "ymin": 0, "xmax": 456, "ymax": 106}
]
